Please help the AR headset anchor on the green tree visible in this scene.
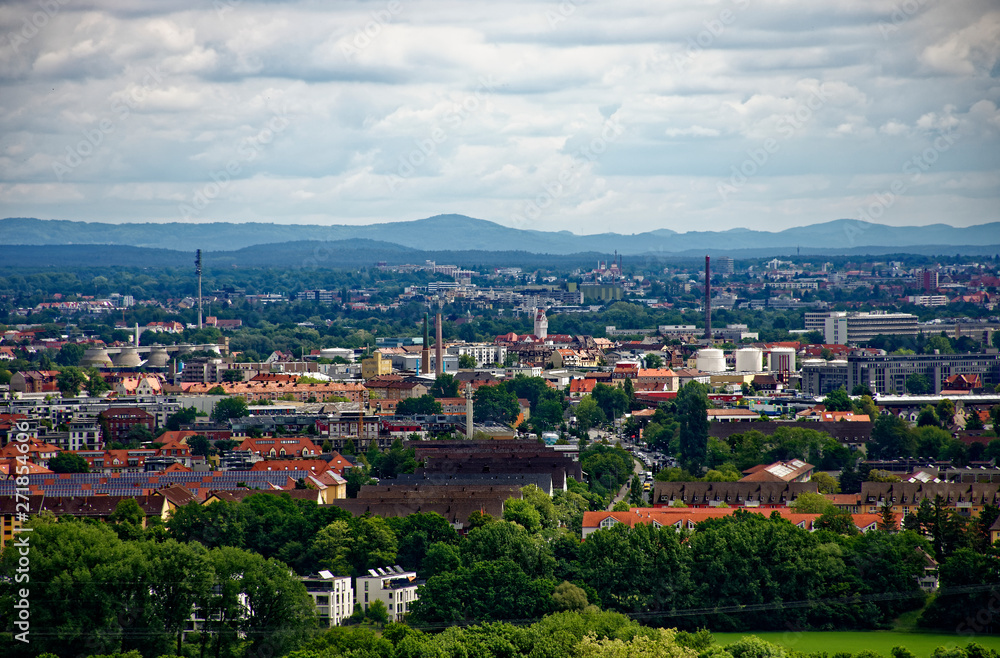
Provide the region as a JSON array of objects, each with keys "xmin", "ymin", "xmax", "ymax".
[
  {"xmin": 869, "ymin": 413, "xmax": 916, "ymax": 459},
  {"xmin": 56, "ymin": 342, "xmax": 85, "ymax": 367},
  {"xmin": 917, "ymin": 405, "xmax": 941, "ymax": 428},
  {"xmin": 56, "ymin": 366, "xmax": 88, "ymax": 397},
  {"xmin": 823, "ymin": 387, "xmax": 853, "ymax": 412},
  {"xmin": 503, "ymin": 498, "xmax": 543, "ymax": 533},
  {"xmin": 936, "ymin": 398, "xmax": 955, "ymax": 427},
  {"xmin": 48, "ymin": 450, "xmax": 91, "ymax": 473},
  {"xmin": 222, "ymin": 368, "xmax": 245, "ymax": 383},
  {"xmin": 905, "ymin": 373, "xmax": 932, "ymax": 395},
  {"xmin": 212, "ymin": 396, "xmax": 249, "ymax": 423},
  {"xmin": 458, "ymin": 353, "xmax": 477, "ymax": 369},
  {"xmin": 86, "ymin": 368, "xmax": 110, "ymax": 396},
  {"xmin": 164, "ymin": 406, "xmax": 197, "ymax": 431},
  {"xmin": 811, "ymin": 472, "xmax": 840, "ymax": 494},
  {"xmin": 677, "ymin": 381, "xmax": 710, "ymax": 473},
  {"xmin": 551, "ymin": 581, "xmax": 589, "ymax": 612},
  {"xmin": 575, "ymin": 395, "xmax": 606, "ymax": 432},
  {"xmin": 965, "ymin": 409, "xmax": 985, "ymax": 431},
  {"xmin": 791, "ymin": 492, "xmax": 836, "ymax": 514},
  {"xmin": 474, "ymin": 384, "xmax": 520, "ymax": 425},
  {"xmin": 644, "ymin": 353, "xmax": 663, "ymax": 369},
  {"xmin": 187, "ymin": 435, "xmax": 211, "ymax": 458},
  {"xmin": 592, "ymin": 383, "xmax": 630, "ymax": 424},
  {"xmin": 430, "ymin": 373, "xmax": 459, "ymax": 398},
  {"xmin": 396, "ymin": 394, "xmax": 443, "ymax": 416}
]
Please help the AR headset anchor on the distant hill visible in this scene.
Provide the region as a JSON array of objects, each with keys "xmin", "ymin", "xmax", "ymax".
[{"xmin": 1, "ymin": 214, "xmax": 998, "ymax": 256}]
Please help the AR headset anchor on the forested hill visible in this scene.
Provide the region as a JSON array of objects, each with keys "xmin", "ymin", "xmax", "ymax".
[{"xmin": 2, "ymin": 214, "xmax": 998, "ymax": 255}]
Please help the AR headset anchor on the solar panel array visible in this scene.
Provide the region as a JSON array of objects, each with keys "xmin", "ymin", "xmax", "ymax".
[{"xmin": 6, "ymin": 470, "xmax": 311, "ymax": 497}]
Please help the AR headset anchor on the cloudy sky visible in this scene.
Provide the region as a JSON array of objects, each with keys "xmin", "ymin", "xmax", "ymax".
[{"xmin": 0, "ymin": 0, "xmax": 998, "ymax": 235}]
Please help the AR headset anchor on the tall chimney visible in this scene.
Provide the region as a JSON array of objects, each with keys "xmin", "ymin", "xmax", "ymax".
[
  {"xmin": 704, "ymin": 255, "xmax": 712, "ymax": 341},
  {"xmin": 435, "ymin": 312, "xmax": 443, "ymax": 377},
  {"xmin": 196, "ymin": 249, "xmax": 203, "ymax": 329},
  {"xmin": 421, "ymin": 313, "xmax": 430, "ymax": 375},
  {"xmin": 465, "ymin": 383, "xmax": 473, "ymax": 439}
]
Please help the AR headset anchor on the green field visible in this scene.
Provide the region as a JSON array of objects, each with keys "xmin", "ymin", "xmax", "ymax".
[{"xmin": 710, "ymin": 631, "xmax": 1000, "ymax": 657}]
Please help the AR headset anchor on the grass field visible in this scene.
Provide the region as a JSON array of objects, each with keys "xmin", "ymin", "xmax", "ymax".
[{"xmin": 710, "ymin": 631, "xmax": 1000, "ymax": 657}]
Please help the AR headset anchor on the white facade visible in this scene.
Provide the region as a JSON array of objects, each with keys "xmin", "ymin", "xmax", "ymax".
[
  {"xmin": 356, "ymin": 566, "xmax": 419, "ymax": 623},
  {"xmin": 447, "ymin": 343, "xmax": 508, "ymax": 367},
  {"xmin": 303, "ymin": 571, "xmax": 354, "ymax": 628},
  {"xmin": 823, "ymin": 315, "xmax": 849, "ymax": 345}
]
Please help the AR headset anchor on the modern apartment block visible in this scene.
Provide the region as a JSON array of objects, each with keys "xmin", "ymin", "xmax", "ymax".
[
  {"xmin": 356, "ymin": 566, "xmax": 420, "ymax": 623},
  {"xmin": 302, "ymin": 570, "xmax": 354, "ymax": 628}
]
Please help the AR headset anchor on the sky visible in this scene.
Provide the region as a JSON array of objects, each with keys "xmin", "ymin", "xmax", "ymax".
[{"xmin": 0, "ymin": 0, "xmax": 998, "ymax": 235}]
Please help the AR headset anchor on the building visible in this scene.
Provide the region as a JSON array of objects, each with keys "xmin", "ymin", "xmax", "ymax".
[
  {"xmin": 808, "ymin": 311, "xmax": 919, "ymax": 345},
  {"xmin": 356, "ymin": 566, "xmax": 420, "ymax": 623},
  {"xmin": 361, "ymin": 352, "xmax": 393, "ymax": 379},
  {"xmin": 99, "ymin": 407, "xmax": 155, "ymax": 444},
  {"xmin": 303, "ymin": 571, "xmax": 355, "ymax": 627},
  {"xmin": 740, "ymin": 460, "xmax": 814, "ymax": 483},
  {"xmin": 847, "ymin": 352, "xmax": 1000, "ymax": 396},
  {"xmin": 800, "ymin": 359, "xmax": 850, "ymax": 396},
  {"xmin": 447, "ymin": 343, "xmax": 508, "ymax": 368}
]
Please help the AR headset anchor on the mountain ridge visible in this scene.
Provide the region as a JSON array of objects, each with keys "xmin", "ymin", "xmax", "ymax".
[{"xmin": 1, "ymin": 214, "xmax": 998, "ymax": 256}]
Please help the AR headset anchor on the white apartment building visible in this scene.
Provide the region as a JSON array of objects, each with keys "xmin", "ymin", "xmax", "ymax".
[
  {"xmin": 303, "ymin": 570, "xmax": 354, "ymax": 628},
  {"xmin": 447, "ymin": 343, "xmax": 508, "ymax": 367},
  {"xmin": 356, "ymin": 566, "xmax": 420, "ymax": 623}
]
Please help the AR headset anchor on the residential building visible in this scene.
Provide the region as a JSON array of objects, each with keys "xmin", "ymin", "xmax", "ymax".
[
  {"xmin": 356, "ymin": 566, "xmax": 420, "ymax": 623},
  {"xmin": 447, "ymin": 343, "xmax": 508, "ymax": 367},
  {"xmin": 99, "ymin": 407, "xmax": 155, "ymax": 444},
  {"xmin": 303, "ymin": 571, "xmax": 355, "ymax": 627}
]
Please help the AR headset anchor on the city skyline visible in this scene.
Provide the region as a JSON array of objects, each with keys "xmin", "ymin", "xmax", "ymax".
[{"xmin": 0, "ymin": 0, "xmax": 998, "ymax": 234}]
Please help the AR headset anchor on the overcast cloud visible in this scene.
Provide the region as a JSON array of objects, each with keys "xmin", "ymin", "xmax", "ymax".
[{"xmin": 0, "ymin": 0, "xmax": 997, "ymax": 235}]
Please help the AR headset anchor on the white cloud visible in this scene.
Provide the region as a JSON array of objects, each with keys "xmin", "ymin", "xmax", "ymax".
[{"xmin": 0, "ymin": 0, "xmax": 996, "ymax": 233}]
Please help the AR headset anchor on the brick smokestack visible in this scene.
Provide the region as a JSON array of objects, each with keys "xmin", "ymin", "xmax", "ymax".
[
  {"xmin": 421, "ymin": 313, "xmax": 430, "ymax": 375},
  {"xmin": 704, "ymin": 255, "xmax": 712, "ymax": 340},
  {"xmin": 435, "ymin": 312, "xmax": 443, "ymax": 377}
]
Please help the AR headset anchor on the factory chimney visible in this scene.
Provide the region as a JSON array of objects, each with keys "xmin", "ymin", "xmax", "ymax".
[
  {"xmin": 465, "ymin": 383, "xmax": 474, "ymax": 438},
  {"xmin": 704, "ymin": 255, "xmax": 712, "ymax": 341},
  {"xmin": 195, "ymin": 249, "xmax": 203, "ymax": 329},
  {"xmin": 435, "ymin": 311, "xmax": 443, "ymax": 377},
  {"xmin": 421, "ymin": 313, "xmax": 430, "ymax": 375}
]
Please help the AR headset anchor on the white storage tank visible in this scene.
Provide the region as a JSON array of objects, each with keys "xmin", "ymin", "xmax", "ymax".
[
  {"xmin": 696, "ymin": 348, "xmax": 726, "ymax": 372},
  {"xmin": 768, "ymin": 347, "xmax": 796, "ymax": 374},
  {"xmin": 735, "ymin": 347, "xmax": 763, "ymax": 373}
]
